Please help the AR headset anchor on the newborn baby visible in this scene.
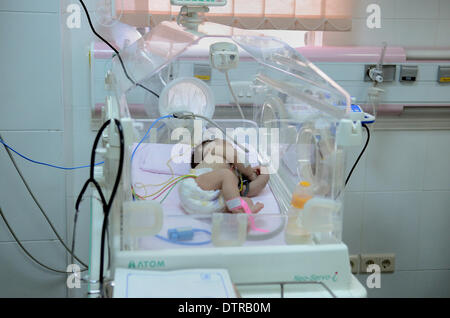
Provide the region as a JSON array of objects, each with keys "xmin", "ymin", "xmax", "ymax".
[{"xmin": 178, "ymin": 138, "xmax": 270, "ymax": 215}]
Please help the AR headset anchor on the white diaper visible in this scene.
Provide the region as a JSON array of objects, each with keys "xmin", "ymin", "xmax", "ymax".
[{"xmin": 178, "ymin": 168, "xmax": 226, "ymax": 214}]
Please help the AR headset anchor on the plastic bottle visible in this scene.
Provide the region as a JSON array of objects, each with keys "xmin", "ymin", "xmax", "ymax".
[
  {"xmin": 291, "ymin": 181, "xmax": 313, "ymax": 209},
  {"xmin": 285, "ymin": 181, "xmax": 313, "ymax": 245}
]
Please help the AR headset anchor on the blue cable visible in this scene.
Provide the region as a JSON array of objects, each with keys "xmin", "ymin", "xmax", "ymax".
[
  {"xmin": 0, "ymin": 138, "xmax": 104, "ymax": 171},
  {"xmin": 156, "ymin": 122, "xmax": 166, "ymax": 131},
  {"xmin": 0, "ymin": 116, "xmax": 170, "ymax": 172},
  {"xmin": 155, "ymin": 229, "xmax": 212, "ymax": 246},
  {"xmin": 130, "ymin": 114, "xmax": 172, "ymax": 201},
  {"xmin": 130, "ymin": 114, "xmax": 173, "ymax": 164}
]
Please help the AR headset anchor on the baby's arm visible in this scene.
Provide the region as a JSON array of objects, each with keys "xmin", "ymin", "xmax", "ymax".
[
  {"xmin": 246, "ymin": 173, "xmax": 270, "ymax": 197},
  {"xmin": 210, "ymin": 139, "xmax": 255, "ymax": 179}
]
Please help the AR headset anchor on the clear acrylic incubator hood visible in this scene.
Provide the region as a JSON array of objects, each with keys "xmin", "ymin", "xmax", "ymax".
[{"xmin": 89, "ymin": 20, "xmax": 367, "ymax": 298}]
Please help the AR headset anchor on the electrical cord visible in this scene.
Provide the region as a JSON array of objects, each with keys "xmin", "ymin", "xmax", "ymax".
[
  {"xmin": 78, "ymin": 0, "xmax": 159, "ymax": 99},
  {"xmin": 0, "ymin": 138, "xmax": 103, "ymax": 170},
  {"xmin": 130, "ymin": 114, "xmax": 173, "ymax": 163},
  {"xmin": 345, "ymin": 123, "xmax": 370, "ymax": 186},
  {"xmin": 0, "ymin": 205, "xmax": 85, "ymax": 274},
  {"xmin": 0, "ymin": 132, "xmax": 89, "ymax": 270},
  {"xmin": 225, "ymin": 71, "xmax": 245, "ymax": 119}
]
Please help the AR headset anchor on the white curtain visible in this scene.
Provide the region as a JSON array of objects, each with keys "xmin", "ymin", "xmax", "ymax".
[{"xmin": 116, "ymin": 0, "xmax": 353, "ymax": 31}]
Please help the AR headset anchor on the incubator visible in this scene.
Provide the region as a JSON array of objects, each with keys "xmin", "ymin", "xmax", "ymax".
[{"xmin": 88, "ymin": 17, "xmax": 368, "ymax": 297}]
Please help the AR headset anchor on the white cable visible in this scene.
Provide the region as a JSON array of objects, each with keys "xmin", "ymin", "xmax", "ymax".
[{"xmin": 225, "ymin": 71, "xmax": 245, "ymax": 120}]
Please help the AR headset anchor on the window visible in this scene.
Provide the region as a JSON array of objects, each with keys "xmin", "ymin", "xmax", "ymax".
[
  {"xmin": 116, "ymin": 0, "xmax": 353, "ymax": 33},
  {"xmin": 92, "ymin": 0, "xmax": 352, "ymax": 47}
]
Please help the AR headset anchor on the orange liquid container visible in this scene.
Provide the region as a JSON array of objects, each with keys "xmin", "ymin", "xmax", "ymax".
[{"xmin": 291, "ymin": 181, "xmax": 313, "ymax": 209}]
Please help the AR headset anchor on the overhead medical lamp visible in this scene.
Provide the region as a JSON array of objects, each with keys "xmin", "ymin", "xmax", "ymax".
[{"xmin": 173, "ymin": 0, "xmax": 227, "ymax": 33}]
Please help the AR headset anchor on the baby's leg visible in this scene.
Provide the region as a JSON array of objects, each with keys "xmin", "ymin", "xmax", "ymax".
[{"xmin": 195, "ymin": 169, "xmax": 264, "ymax": 213}]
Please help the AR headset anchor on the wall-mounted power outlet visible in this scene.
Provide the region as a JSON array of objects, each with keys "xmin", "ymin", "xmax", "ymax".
[
  {"xmin": 360, "ymin": 253, "xmax": 395, "ymax": 273},
  {"xmin": 349, "ymin": 255, "xmax": 360, "ymax": 274}
]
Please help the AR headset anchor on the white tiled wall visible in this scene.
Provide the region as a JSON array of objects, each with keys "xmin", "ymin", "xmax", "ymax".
[
  {"xmin": 0, "ymin": 241, "xmax": 67, "ymax": 298},
  {"xmin": 322, "ymin": 0, "xmax": 450, "ymax": 297},
  {"xmin": 324, "ymin": 0, "xmax": 450, "ymax": 47},
  {"xmin": 343, "ymin": 129, "xmax": 450, "ymax": 297},
  {"xmin": 0, "ymin": 0, "xmax": 69, "ymax": 297},
  {"xmin": 67, "ymin": 0, "xmax": 99, "ymax": 266}
]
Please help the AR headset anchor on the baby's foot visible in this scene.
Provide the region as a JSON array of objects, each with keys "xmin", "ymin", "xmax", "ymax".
[{"xmin": 251, "ymin": 202, "xmax": 264, "ymax": 214}]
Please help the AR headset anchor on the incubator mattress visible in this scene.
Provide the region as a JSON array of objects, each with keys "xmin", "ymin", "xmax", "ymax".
[{"xmin": 131, "ymin": 143, "xmax": 284, "ymax": 249}]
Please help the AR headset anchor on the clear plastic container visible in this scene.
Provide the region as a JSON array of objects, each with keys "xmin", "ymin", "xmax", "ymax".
[
  {"xmin": 285, "ymin": 208, "xmax": 312, "ymax": 244},
  {"xmin": 285, "ymin": 181, "xmax": 313, "ymax": 244}
]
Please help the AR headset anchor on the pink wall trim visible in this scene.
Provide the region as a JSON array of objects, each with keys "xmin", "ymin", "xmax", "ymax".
[
  {"xmin": 360, "ymin": 104, "xmax": 450, "ymax": 116},
  {"xmin": 93, "ymin": 41, "xmax": 407, "ymax": 63},
  {"xmin": 360, "ymin": 104, "xmax": 404, "ymax": 116},
  {"xmin": 297, "ymin": 46, "xmax": 406, "ymax": 63},
  {"xmin": 93, "ymin": 42, "xmax": 114, "ymax": 59},
  {"xmin": 95, "ymin": 102, "xmax": 450, "ymax": 118}
]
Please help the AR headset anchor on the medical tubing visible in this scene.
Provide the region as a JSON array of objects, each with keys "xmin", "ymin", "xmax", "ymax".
[
  {"xmin": 0, "ymin": 138, "xmax": 103, "ymax": 170},
  {"xmin": 71, "ymin": 208, "xmax": 79, "ymax": 266},
  {"xmin": 74, "ymin": 120, "xmax": 112, "ymax": 273},
  {"xmin": 78, "ymin": 0, "xmax": 159, "ymax": 98},
  {"xmin": 0, "ymin": 133, "xmax": 88, "ymax": 269},
  {"xmin": 225, "ymin": 71, "xmax": 245, "ymax": 119},
  {"xmin": 74, "ymin": 118, "xmax": 125, "ymax": 294},
  {"xmin": 75, "ymin": 119, "xmax": 112, "ymax": 213},
  {"xmin": 99, "ymin": 119, "xmax": 125, "ymax": 290},
  {"xmin": 71, "ymin": 197, "xmax": 112, "ymax": 270}
]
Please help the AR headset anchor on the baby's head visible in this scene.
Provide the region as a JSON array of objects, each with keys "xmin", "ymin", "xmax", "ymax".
[{"xmin": 190, "ymin": 139, "xmax": 214, "ymax": 169}]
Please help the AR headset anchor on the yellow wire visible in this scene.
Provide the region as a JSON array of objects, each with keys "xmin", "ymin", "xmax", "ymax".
[
  {"xmin": 134, "ymin": 175, "xmax": 185, "ymax": 198},
  {"xmin": 133, "ymin": 143, "xmax": 193, "ymax": 194},
  {"xmin": 135, "ymin": 174, "xmax": 197, "ymax": 199},
  {"xmin": 143, "ymin": 157, "xmax": 177, "ymax": 187}
]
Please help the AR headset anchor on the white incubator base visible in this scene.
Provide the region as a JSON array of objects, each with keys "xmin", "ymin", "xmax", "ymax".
[{"xmin": 88, "ymin": 195, "xmax": 366, "ymax": 298}]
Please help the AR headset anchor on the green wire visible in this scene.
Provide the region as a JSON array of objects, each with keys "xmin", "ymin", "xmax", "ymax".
[{"xmin": 159, "ymin": 176, "xmax": 194, "ymax": 204}]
